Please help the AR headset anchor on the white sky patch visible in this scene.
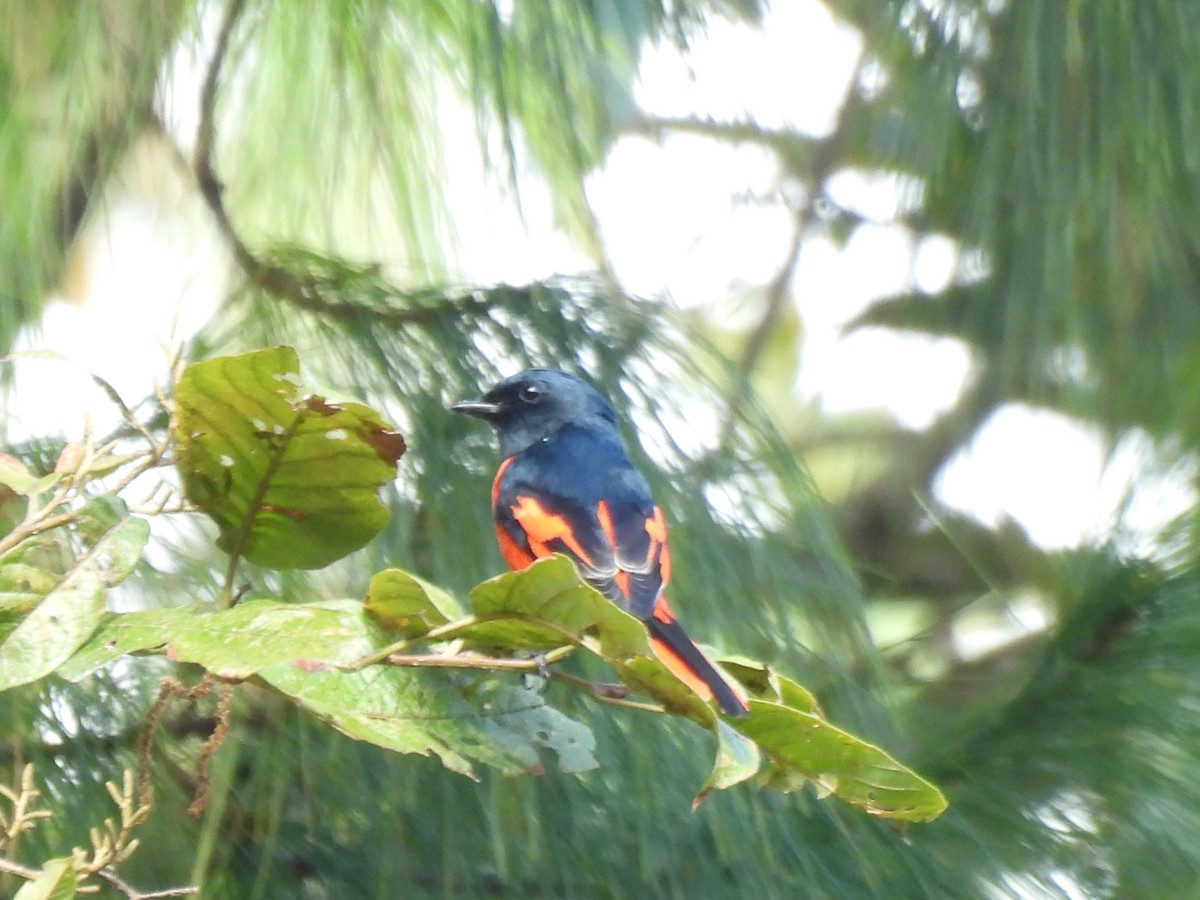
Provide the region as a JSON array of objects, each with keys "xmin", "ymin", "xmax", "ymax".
[
  {"xmin": 791, "ymin": 225, "xmax": 974, "ymax": 430},
  {"xmin": 435, "ymin": 94, "xmax": 594, "ymax": 285},
  {"xmin": 809, "ymin": 327, "xmax": 974, "ymax": 430},
  {"xmin": 936, "ymin": 405, "xmax": 1198, "ymax": 550},
  {"xmin": 7, "ymin": 136, "xmax": 227, "ymax": 442},
  {"xmin": 912, "ymin": 232, "xmax": 960, "ymax": 293},
  {"xmin": 588, "ymin": 135, "xmax": 788, "ymax": 301},
  {"xmin": 825, "ymin": 168, "xmax": 924, "ymax": 221},
  {"xmin": 950, "ymin": 589, "xmax": 1051, "ymax": 663},
  {"xmin": 635, "ymin": 1, "xmax": 863, "ymax": 136}
]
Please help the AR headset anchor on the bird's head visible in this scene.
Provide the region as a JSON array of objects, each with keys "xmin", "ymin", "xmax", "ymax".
[{"xmin": 452, "ymin": 368, "xmax": 616, "ymax": 456}]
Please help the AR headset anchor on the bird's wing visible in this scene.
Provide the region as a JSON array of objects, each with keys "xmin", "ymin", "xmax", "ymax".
[{"xmin": 493, "ymin": 458, "xmax": 669, "ymax": 619}]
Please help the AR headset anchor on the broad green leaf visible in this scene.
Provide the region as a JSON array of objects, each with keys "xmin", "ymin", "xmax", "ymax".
[
  {"xmin": 732, "ymin": 701, "xmax": 948, "ymax": 822},
  {"xmin": 13, "ymin": 857, "xmax": 76, "ymax": 900},
  {"xmin": 470, "ymin": 681, "xmax": 598, "ymax": 774},
  {"xmin": 364, "ymin": 568, "xmax": 462, "ymax": 636},
  {"xmin": 711, "ymin": 657, "xmax": 821, "ymax": 712},
  {"xmin": 0, "ymin": 560, "xmax": 61, "ymax": 616},
  {"xmin": 773, "ymin": 674, "xmax": 822, "ymax": 715},
  {"xmin": 464, "ymin": 556, "xmax": 649, "ymax": 660},
  {"xmin": 60, "ymin": 599, "xmax": 384, "ymax": 682},
  {"xmin": 616, "ymin": 655, "xmax": 718, "ymax": 721},
  {"xmin": 260, "ymin": 662, "xmax": 595, "ymax": 778},
  {"xmin": 0, "ymin": 499, "xmax": 148, "ymax": 691},
  {"xmin": 54, "ymin": 607, "xmax": 194, "ymax": 680},
  {"xmin": 462, "ymin": 559, "xmax": 746, "ymax": 722},
  {"xmin": 174, "ymin": 347, "xmax": 405, "ymax": 570},
  {"xmin": 693, "ymin": 719, "xmax": 762, "ymax": 809}
]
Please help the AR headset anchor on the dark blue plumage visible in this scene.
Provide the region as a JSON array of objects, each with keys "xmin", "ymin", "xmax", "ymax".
[{"xmin": 453, "ymin": 369, "xmax": 749, "ymax": 717}]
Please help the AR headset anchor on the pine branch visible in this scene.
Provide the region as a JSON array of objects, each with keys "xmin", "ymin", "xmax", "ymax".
[{"xmin": 191, "ymin": 0, "xmax": 496, "ymax": 329}]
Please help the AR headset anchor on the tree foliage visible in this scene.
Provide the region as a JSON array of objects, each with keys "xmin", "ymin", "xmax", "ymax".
[{"xmin": 2, "ymin": 0, "xmax": 1199, "ymax": 898}]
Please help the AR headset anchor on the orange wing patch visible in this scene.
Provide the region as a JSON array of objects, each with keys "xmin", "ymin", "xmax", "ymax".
[
  {"xmin": 646, "ymin": 507, "xmax": 671, "ymax": 585},
  {"xmin": 510, "ymin": 495, "xmax": 596, "ymax": 567},
  {"xmin": 495, "ymin": 524, "xmax": 536, "ymax": 570}
]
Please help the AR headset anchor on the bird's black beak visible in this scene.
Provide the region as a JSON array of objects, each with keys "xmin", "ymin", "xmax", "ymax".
[{"xmin": 451, "ymin": 399, "xmax": 503, "ymax": 420}]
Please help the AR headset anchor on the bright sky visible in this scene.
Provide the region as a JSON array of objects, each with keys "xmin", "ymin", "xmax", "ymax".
[{"xmin": 8, "ymin": 0, "xmax": 1194, "ymax": 554}]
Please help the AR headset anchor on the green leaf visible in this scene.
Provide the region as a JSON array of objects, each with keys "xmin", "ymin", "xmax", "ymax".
[
  {"xmin": 59, "ymin": 598, "xmax": 384, "ymax": 682},
  {"xmin": 732, "ymin": 701, "xmax": 948, "ymax": 822},
  {"xmin": 0, "ymin": 498, "xmax": 148, "ymax": 691},
  {"xmin": 463, "ymin": 555, "xmax": 649, "ymax": 660},
  {"xmin": 173, "ymin": 347, "xmax": 406, "ymax": 570},
  {"xmin": 0, "ymin": 558, "xmax": 61, "ymax": 617},
  {"xmin": 259, "ymin": 662, "xmax": 594, "ymax": 778},
  {"xmin": 616, "ymin": 655, "xmax": 718, "ymax": 720},
  {"xmin": 53, "ymin": 607, "xmax": 191, "ymax": 680},
  {"xmin": 13, "ymin": 857, "xmax": 76, "ymax": 900},
  {"xmin": 470, "ymin": 681, "xmax": 598, "ymax": 775},
  {"xmin": 353, "ymin": 559, "xmax": 946, "ymax": 820},
  {"xmin": 0, "ymin": 452, "xmax": 39, "ymax": 494},
  {"xmin": 693, "ymin": 719, "xmax": 762, "ymax": 809},
  {"xmin": 364, "ymin": 568, "xmax": 463, "ymax": 636},
  {"xmin": 717, "ymin": 658, "xmax": 821, "ymax": 713}
]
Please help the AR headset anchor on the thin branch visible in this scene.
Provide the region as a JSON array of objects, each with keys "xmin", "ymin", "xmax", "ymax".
[
  {"xmin": 0, "ymin": 857, "xmax": 40, "ymax": 881},
  {"xmin": 384, "ymin": 645, "xmax": 666, "ymax": 713},
  {"xmin": 190, "ymin": 0, "xmax": 495, "ymax": 328},
  {"xmin": 0, "ymin": 857, "xmax": 198, "ymax": 899},
  {"xmin": 92, "ymin": 868, "xmax": 199, "ymax": 899},
  {"xmin": 386, "ymin": 644, "xmax": 575, "ymax": 671},
  {"xmin": 735, "ymin": 210, "xmax": 806, "ymax": 377},
  {"xmin": 633, "ymin": 97, "xmax": 877, "ymax": 438},
  {"xmin": 548, "ymin": 670, "xmax": 664, "ymax": 713},
  {"xmin": 0, "ymin": 508, "xmax": 81, "ymax": 556},
  {"xmin": 350, "ymin": 614, "xmax": 502, "ymax": 669}
]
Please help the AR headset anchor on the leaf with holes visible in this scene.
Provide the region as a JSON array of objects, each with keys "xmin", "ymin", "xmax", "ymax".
[
  {"xmin": 260, "ymin": 662, "xmax": 595, "ymax": 778},
  {"xmin": 173, "ymin": 347, "xmax": 405, "ymax": 570}
]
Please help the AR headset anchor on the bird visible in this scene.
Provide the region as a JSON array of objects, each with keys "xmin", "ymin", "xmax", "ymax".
[{"xmin": 453, "ymin": 368, "xmax": 749, "ymax": 717}]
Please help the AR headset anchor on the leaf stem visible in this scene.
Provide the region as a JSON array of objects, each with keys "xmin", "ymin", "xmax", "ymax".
[
  {"xmin": 548, "ymin": 670, "xmax": 665, "ymax": 713},
  {"xmin": 384, "ymin": 644, "xmax": 575, "ymax": 670}
]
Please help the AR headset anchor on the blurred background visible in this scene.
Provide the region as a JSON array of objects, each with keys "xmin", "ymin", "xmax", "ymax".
[{"xmin": 4, "ymin": 0, "xmax": 1200, "ymax": 897}]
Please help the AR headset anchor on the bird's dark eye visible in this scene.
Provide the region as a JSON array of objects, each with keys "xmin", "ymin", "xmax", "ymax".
[{"xmin": 519, "ymin": 384, "xmax": 543, "ymax": 404}]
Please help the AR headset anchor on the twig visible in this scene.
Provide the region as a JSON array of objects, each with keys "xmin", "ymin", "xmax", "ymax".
[
  {"xmin": 93, "ymin": 867, "xmax": 199, "ymax": 899},
  {"xmin": 92, "ymin": 375, "xmax": 158, "ymax": 447},
  {"xmin": 386, "ymin": 645, "xmax": 574, "ymax": 671},
  {"xmin": 186, "ymin": 683, "xmax": 235, "ymax": 818},
  {"xmin": 736, "ymin": 209, "xmax": 806, "ymax": 377},
  {"xmin": 548, "ymin": 670, "xmax": 664, "ymax": 713},
  {"xmin": 0, "ymin": 508, "xmax": 82, "ymax": 556},
  {"xmin": 0, "ymin": 857, "xmax": 40, "ymax": 881},
  {"xmin": 191, "ymin": 0, "xmax": 496, "ymax": 328},
  {"xmin": 351, "ymin": 614, "xmax": 503, "ymax": 669},
  {"xmin": 385, "ymin": 645, "xmax": 665, "ymax": 712},
  {"xmin": 637, "ymin": 98, "xmax": 873, "ymax": 439}
]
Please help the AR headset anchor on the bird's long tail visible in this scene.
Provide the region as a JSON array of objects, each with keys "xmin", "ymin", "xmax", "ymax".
[{"xmin": 648, "ymin": 603, "xmax": 749, "ymax": 717}]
